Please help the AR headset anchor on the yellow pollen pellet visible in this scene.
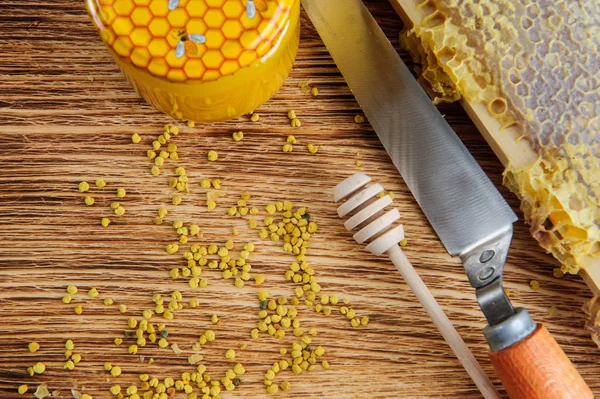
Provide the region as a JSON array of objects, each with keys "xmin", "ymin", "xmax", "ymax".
[
  {"xmin": 154, "ymin": 156, "xmax": 165, "ymax": 167},
  {"xmin": 200, "ymin": 179, "xmax": 211, "ymax": 188},
  {"xmin": 109, "ymin": 385, "xmax": 121, "ymax": 395},
  {"xmin": 212, "ymin": 179, "xmax": 221, "ymax": 189},
  {"xmin": 113, "ymin": 338, "xmax": 122, "ymax": 345},
  {"xmin": 250, "ymin": 113, "xmax": 260, "ymax": 122},
  {"xmin": 129, "ymin": 345, "xmax": 138, "ymax": 354},
  {"xmin": 78, "ymin": 181, "xmax": 90, "ymax": 192},
  {"xmin": 287, "ymin": 110, "xmax": 296, "ymax": 119},
  {"xmin": 32, "ymin": 362, "xmax": 45, "ymax": 374},
  {"xmin": 170, "ymin": 126, "xmax": 179, "ymax": 135},
  {"xmin": 187, "ymin": 120, "xmax": 195, "ymax": 127},
  {"xmin": 267, "ymin": 384, "xmax": 279, "ymax": 394},
  {"xmin": 62, "ymin": 295, "xmax": 72, "ymax": 304},
  {"xmin": 291, "ymin": 118, "xmax": 301, "ymax": 127},
  {"xmin": 311, "ymin": 87, "xmax": 319, "ymax": 96},
  {"xmin": 64, "ymin": 360, "xmax": 75, "ymax": 370},
  {"xmin": 233, "ymin": 131, "xmax": 244, "ymax": 141},
  {"xmin": 116, "ymin": 188, "xmax": 126, "ymax": 198},
  {"xmin": 225, "ymin": 349, "xmax": 236, "ymax": 360},
  {"xmin": 114, "ymin": 206, "xmax": 125, "ymax": 216},
  {"xmin": 255, "ymin": 275, "xmax": 265, "ymax": 284},
  {"xmin": 322, "ymin": 360, "xmax": 330, "ymax": 369},
  {"xmin": 131, "ymin": 133, "xmax": 141, "ymax": 144},
  {"xmin": 147, "ymin": 150, "xmax": 156, "ymax": 160},
  {"xmin": 151, "ymin": 165, "xmax": 160, "ymax": 176},
  {"xmin": 28, "ymin": 342, "xmax": 40, "ymax": 353},
  {"xmin": 117, "ymin": 304, "xmax": 127, "ymax": 313},
  {"xmin": 356, "ymin": 160, "xmax": 362, "ymax": 167},
  {"xmin": 354, "ymin": 114, "xmax": 365, "ymax": 124},
  {"xmin": 74, "ymin": 305, "xmax": 83, "ymax": 314},
  {"xmin": 67, "ymin": 285, "xmax": 78, "ymax": 295},
  {"xmin": 282, "ymin": 143, "xmax": 293, "ymax": 152},
  {"xmin": 207, "ymin": 150, "xmax": 218, "ymax": 161},
  {"xmin": 207, "ymin": 200, "xmax": 216, "ymax": 210},
  {"xmin": 95, "ymin": 179, "xmax": 106, "ymax": 188},
  {"xmin": 84, "ymin": 196, "xmax": 94, "ymax": 206},
  {"xmin": 307, "ymin": 144, "xmax": 318, "ymax": 154},
  {"xmin": 553, "ymin": 268, "xmax": 564, "ymax": 279},
  {"xmin": 400, "ymin": 238, "xmax": 408, "ymax": 247},
  {"xmin": 172, "ymin": 196, "xmax": 182, "ymax": 206},
  {"xmin": 18, "ymin": 385, "xmax": 28, "ymax": 395},
  {"xmin": 529, "ymin": 280, "xmax": 540, "ymax": 290},
  {"xmin": 286, "ymin": 135, "xmax": 296, "ymax": 144},
  {"xmin": 88, "ymin": 287, "xmax": 99, "ymax": 298},
  {"xmin": 111, "ymin": 366, "xmax": 122, "ymax": 377}
]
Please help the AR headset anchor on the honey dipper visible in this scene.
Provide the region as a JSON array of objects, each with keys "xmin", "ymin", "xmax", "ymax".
[{"xmin": 334, "ymin": 172, "xmax": 500, "ymax": 399}]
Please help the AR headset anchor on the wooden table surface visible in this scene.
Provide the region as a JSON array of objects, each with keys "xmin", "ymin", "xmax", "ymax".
[{"xmin": 0, "ymin": 1, "xmax": 598, "ymax": 398}]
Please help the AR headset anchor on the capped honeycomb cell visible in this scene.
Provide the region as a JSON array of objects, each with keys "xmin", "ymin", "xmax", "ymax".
[
  {"xmin": 183, "ymin": 59, "xmax": 205, "ymax": 79},
  {"xmin": 223, "ymin": 1, "xmax": 245, "ymax": 18},
  {"xmin": 185, "ymin": 1, "xmax": 208, "ymax": 17},
  {"xmin": 204, "ymin": 30, "xmax": 226, "ymax": 50},
  {"xmin": 130, "ymin": 27, "xmax": 152, "ymax": 46},
  {"xmin": 222, "ymin": 40, "xmax": 243, "ymax": 59},
  {"xmin": 148, "ymin": 17, "xmax": 170, "ymax": 37},
  {"xmin": 131, "ymin": 47, "xmax": 151, "ymax": 67},
  {"xmin": 113, "ymin": 0, "xmax": 134, "ymax": 16},
  {"xmin": 222, "ymin": 20, "xmax": 243, "ymax": 40},
  {"xmin": 130, "ymin": 7, "xmax": 152, "ymax": 26},
  {"xmin": 149, "ymin": 0, "xmax": 169, "ymax": 16},
  {"xmin": 113, "ymin": 16, "xmax": 134, "ymax": 35},
  {"xmin": 147, "ymin": 58, "xmax": 169, "ymax": 77},
  {"xmin": 204, "ymin": 9, "xmax": 226, "ymax": 28},
  {"xmin": 203, "ymin": 50, "xmax": 224, "ymax": 69},
  {"xmin": 167, "ymin": 8, "xmax": 189, "ymax": 28},
  {"xmin": 148, "ymin": 38, "xmax": 170, "ymax": 57}
]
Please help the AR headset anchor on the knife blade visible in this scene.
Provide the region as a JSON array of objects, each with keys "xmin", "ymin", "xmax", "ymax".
[
  {"xmin": 302, "ymin": 0, "xmax": 516, "ymax": 258},
  {"xmin": 302, "ymin": 0, "xmax": 524, "ymax": 330}
]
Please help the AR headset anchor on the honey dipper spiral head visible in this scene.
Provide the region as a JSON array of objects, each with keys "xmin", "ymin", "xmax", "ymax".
[{"xmin": 334, "ymin": 173, "xmax": 404, "ymax": 256}]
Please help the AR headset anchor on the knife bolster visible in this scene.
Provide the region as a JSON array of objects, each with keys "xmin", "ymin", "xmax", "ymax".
[{"xmin": 460, "ymin": 227, "xmax": 516, "ymax": 325}]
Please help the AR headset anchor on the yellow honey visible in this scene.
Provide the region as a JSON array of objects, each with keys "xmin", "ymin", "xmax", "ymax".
[{"xmin": 86, "ymin": 0, "xmax": 299, "ymax": 122}]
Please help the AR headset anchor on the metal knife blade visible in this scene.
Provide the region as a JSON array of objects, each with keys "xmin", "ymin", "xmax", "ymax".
[{"xmin": 302, "ymin": 0, "xmax": 517, "ymax": 258}]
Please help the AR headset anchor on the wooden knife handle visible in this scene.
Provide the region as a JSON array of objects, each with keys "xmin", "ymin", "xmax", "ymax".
[{"xmin": 489, "ymin": 324, "xmax": 593, "ymax": 399}]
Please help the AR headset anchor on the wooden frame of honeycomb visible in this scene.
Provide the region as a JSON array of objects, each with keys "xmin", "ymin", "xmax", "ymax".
[{"xmin": 388, "ymin": 0, "xmax": 600, "ymax": 345}]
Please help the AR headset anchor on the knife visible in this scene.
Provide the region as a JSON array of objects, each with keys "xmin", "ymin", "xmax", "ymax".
[{"xmin": 302, "ymin": 1, "xmax": 593, "ymax": 398}]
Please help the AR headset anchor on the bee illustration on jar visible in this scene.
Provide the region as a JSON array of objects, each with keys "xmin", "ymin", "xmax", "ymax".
[
  {"xmin": 168, "ymin": 0, "xmax": 179, "ymax": 11},
  {"xmin": 246, "ymin": 0, "xmax": 268, "ymax": 19},
  {"xmin": 175, "ymin": 31, "xmax": 206, "ymax": 58}
]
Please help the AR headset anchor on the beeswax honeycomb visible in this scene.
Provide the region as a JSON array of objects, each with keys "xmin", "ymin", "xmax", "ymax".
[{"xmin": 400, "ymin": 0, "xmax": 599, "ymax": 275}]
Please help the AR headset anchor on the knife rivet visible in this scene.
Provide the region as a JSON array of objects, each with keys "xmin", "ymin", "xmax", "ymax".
[
  {"xmin": 479, "ymin": 250, "xmax": 495, "ymax": 264},
  {"xmin": 478, "ymin": 266, "xmax": 495, "ymax": 281}
]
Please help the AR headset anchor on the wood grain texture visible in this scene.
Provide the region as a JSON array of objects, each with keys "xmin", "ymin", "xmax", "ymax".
[
  {"xmin": 0, "ymin": 0, "xmax": 598, "ymax": 398},
  {"xmin": 490, "ymin": 325, "xmax": 594, "ymax": 399}
]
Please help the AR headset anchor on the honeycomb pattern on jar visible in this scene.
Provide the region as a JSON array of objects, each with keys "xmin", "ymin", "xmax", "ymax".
[
  {"xmin": 400, "ymin": 0, "xmax": 599, "ymax": 274},
  {"xmin": 90, "ymin": 0, "xmax": 294, "ymax": 82}
]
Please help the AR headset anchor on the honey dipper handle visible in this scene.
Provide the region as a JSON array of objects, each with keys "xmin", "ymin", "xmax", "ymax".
[
  {"xmin": 387, "ymin": 245, "xmax": 501, "ymax": 399},
  {"xmin": 489, "ymin": 324, "xmax": 593, "ymax": 399}
]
